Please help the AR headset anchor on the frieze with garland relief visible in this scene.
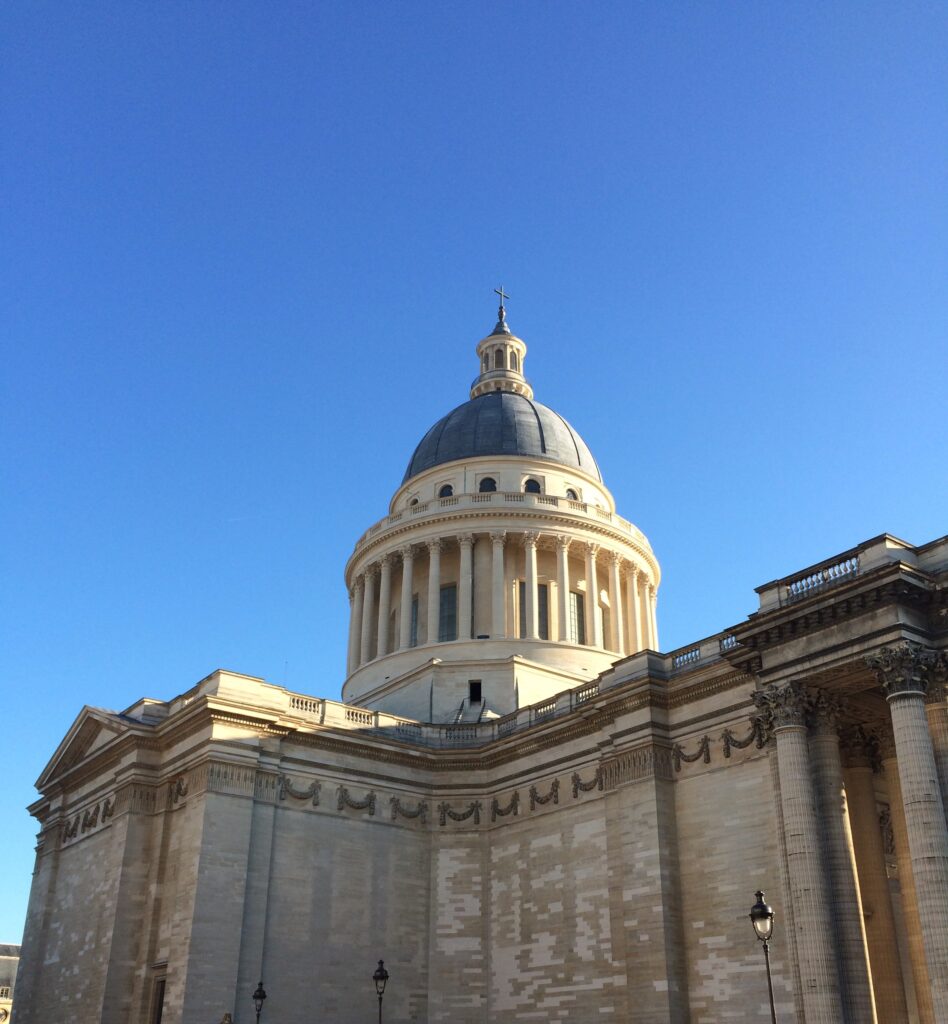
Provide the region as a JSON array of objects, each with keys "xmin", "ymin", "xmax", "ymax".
[
  {"xmin": 491, "ymin": 792, "xmax": 520, "ymax": 822},
  {"xmin": 390, "ymin": 797, "xmax": 428, "ymax": 824},
  {"xmin": 529, "ymin": 779, "xmax": 559, "ymax": 810},
  {"xmin": 337, "ymin": 785, "xmax": 376, "ymax": 815},
  {"xmin": 60, "ymin": 796, "xmax": 115, "ymax": 847},
  {"xmin": 278, "ymin": 774, "xmax": 321, "ymax": 806}
]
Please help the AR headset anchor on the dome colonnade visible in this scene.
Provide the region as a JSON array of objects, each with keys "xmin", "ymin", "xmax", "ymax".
[{"xmin": 345, "ymin": 498, "xmax": 659, "ymax": 674}]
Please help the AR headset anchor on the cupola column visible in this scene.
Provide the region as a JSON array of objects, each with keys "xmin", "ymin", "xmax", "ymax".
[
  {"xmin": 458, "ymin": 534, "xmax": 474, "ymax": 641},
  {"xmin": 376, "ymin": 556, "xmax": 393, "ymax": 657},
  {"xmin": 556, "ymin": 536, "xmax": 571, "ymax": 641},
  {"xmin": 360, "ymin": 568, "xmax": 376, "ymax": 664},
  {"xmin": 625, "ymin": 567, "xmax": 642, "ymax": 652},
  {"xmin": 637, "ymin": 574, "xmax": 651, "ymax": 650},
  {"xmin": 584, "ymin": 544, "xmax": 601, "ymax": 648},
  {"xmin": 426, "ymin": 540, "xmax": 442, "ymax": 644},
  {"xmin": 398, "ymin": 546, "xmax": 414, "ymax": 650},
  {"xmin": 607, "ymin": 553, "xmax": 626, "ymax": 655},
  {"xmin": 348, "ymin": 579, "xmax": 364, "ymax": 672},
  {"xmin": 490, "ymin": 532, "xmax": 507, "ymax": 638},
  {"xmin": 523, "ymin": 532, "xmax": 540, "ymax": 640},
  {"xmin": 648, "ymin": 584, "xmax": 659, "ymax": 650}
]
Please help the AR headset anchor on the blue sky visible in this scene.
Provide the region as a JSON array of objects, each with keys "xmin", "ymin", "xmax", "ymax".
[{"xmin": 2, "ymin": 2, "xmax": 946, "ymax": 942}]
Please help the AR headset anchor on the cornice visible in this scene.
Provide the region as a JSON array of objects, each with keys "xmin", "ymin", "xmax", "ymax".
[
  {"xmin": 346, "ymin": 506, "xmax": 658, "ymax": 583},
  {"xmin": 731, "ymin": 570, "xmax": 933, "ymax": 656}
]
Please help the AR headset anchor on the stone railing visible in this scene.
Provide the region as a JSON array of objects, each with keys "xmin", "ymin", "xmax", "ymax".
[
  {"xmin": 280, "ymin": 678, "xmax": 605, "ymax": 749},
  {"xmin": 666, "ymin": 631, "xmax": 740, "ymax": 675},
  {"xmin": 352, "ymin": 491, "xmax": 646, "ymax": 552},
  {"xmin": 782, "ymin": 553, "xmax": 859, "ymax": 603}
]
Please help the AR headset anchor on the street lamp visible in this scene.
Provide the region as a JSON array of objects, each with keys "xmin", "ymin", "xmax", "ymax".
[
  {"xmin": 251, "ymin": 980, "xmax": 267, "ymax": 1024},
  {"xmin": 373, "ymin": 959, "xmax": 389, "ymax": 1024},
  {"xmin": 749, "ymin": 890, "xmax": 777, "ymax": 1024}
]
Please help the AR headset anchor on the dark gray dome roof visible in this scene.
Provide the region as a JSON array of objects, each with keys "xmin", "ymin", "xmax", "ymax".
[{"xmin": 403, "ymin": 391, "xmax": 602, "ymax": 484}]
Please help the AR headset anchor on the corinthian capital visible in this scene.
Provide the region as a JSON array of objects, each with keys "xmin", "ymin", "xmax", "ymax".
[
  {"xmin": 866, "ymin": 642, "xmax": 940, "ymax": 699},
  {"xmin": 809, "ymin": 689, "xmax": 842, "ymax": 734},
  {"xmin": 751, "ymin": 681, "xmax": 809, "ymax": 730}
]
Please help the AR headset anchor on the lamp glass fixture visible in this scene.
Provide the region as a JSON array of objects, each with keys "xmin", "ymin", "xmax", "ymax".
[
  {"xmin": 252, "ymin": 981, "xmax": 267, "ymax": 1012},
  {"xmin": 749, "ymin": 890, "xmax": 775, "ymax": 942},
  {"xmin": 373, "ymin": 960, "xmax": 389, "ymax": 996}
]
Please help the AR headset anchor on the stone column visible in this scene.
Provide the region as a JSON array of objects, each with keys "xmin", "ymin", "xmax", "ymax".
[
  {"xmin": 868, "ymin": 643, "xmax": 948, "ymax": 1021},
  {"xmin": 584, "ymin": 543, "xmax": 601, "ymax": 648},
  {"xmin": 881, "ymin": 733, "xmax": 936, "ymax": 1024},
  {"xmin": 349, "ymin": 577, "xmax": 364, "ymax": 670},
  {"xmin": 753, "ymin": 682, "xmax": 844, "ymax": 1022},
  {"xmin": 522, "ymin": 531, "xmax": 539, "ymax": 640},
  {"xmin": 648, "ymin": 584, "xmax": 659, "ymax": 650},
  {"xmin": 346, "ymin": 586, "xmax": 358, "ymax": 674},
  {"xmin": 808, "ymin": 693, "xmax": 877, "ymax": 1023},
  {"xmin": 606, "ymin": 552, "xmax": 626, "ymax": 655},
  {"xmin": 458, "ymin": 534, "xmax": 474, "ymax": 641},
  {"xmin": 490, "ymin": 532, "xmax": 506, "ymax": 639},
  {"xmin": 556, "ymin": 535, "xmax": 570, "ymax": 641},
  {"xmin": 638, "ymin": 574, "xmax": 651, "ymax": 650},
  {"xmin": 626, "ymin": 566, "xmax": 642, "ymax": 652},
  {"xmin": 376, "ymin": 555, "xmax": 393, "ymax": 657},
  {"xmin": 426, "ymin": 540, "xmax": 441, "ymax": 644},
  {"xmin": 359, "ymin": 567, "xmax": 376, "ymax": 665},
  {"xmin": 841, "ymin": 728, "xmax": 910, "ymax": 1024},
  {"xmin": 926, "ymin": 667, "xmax": 948, "ymax": 809},
  {"xmin": 398, "ymin": 545, "xmax": 414, "ymax": 650}
]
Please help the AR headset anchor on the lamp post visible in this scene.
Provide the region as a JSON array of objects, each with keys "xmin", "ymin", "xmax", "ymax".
[
  {"xmin": 749, "ymin": 890, "xmax": 777, "ymax": 1024},
  {"xmin": 373, "ymin": 959, "xmax": 389, "ymax": 1024},
  {"xmin": 251, "ymin": 981, "xmax": 267, "ymax": 1024}
]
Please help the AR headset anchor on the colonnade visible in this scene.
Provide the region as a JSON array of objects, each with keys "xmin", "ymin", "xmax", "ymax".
[
  {"xmin": 753, "ymin": 642, "xmax": 948, "ymax": 1024},
  {"xmin": 346, "ymin": 531, "xmax": 658, "ymax": 673}
]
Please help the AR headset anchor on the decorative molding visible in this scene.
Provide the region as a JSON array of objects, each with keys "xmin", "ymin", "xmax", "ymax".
[
  {"xmin": 571, "ymin": 767, "xmax": 603, "ymax": 798},
  {"xmin": 114, "ymin": 781, "xmax": 158, "ymax": 816},
  {"xmin": 336, "ymin": 785, "xmax": 376, "ymax": 815},
  {"xmin": 529, "ymin": 779, "xmax": 559, "ymax": 810},
  {"xmin": 278, "ymin": 774, "xmax": 321, "ymax": 806},
  {"xmin": 672, "ymin": 735, "xmax": 710, "ymax": 772},
  {"xmin": 601, "ymin": 744, "xmax": 673, "ymax": 787},
  {"xmin": 168, "ymin": 775, "xmax": 189, "ymax": 806},
  {"xmin": 390, "ymin": 796, "xmax": 428, "ymax": 824},
  {"xmin": 205, "ymin": 761, "xmax": 257, "ymax": 797},
  {"xmin": 809, "ymin": 689, "xmax": 842, "ymax": 733},
  {"xmin": 438, "ymin": 800, "xmax": 482, "ymax": 826},
  {"xmin": 491, "ymin": 792, "xmax": 520, "ymax": 822},
  {"xmin": 721, "ymin": 719, "xmax": 768, "ymax": 758},
  {"xmin": 866, "ymin": 642, "xmax": 942, "ymax": 698},
  {"xmin": 839, "ymin": 725, "xmax": 882, "ymax": 772}
]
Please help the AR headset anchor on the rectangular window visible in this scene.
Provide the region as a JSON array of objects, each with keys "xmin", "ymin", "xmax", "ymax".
[
  {"xmin": 409, "ymin": 595, "xmax": 419, "ymax": 648},
  {"xmin": 518, "ymin": 582, "xmax": 549, "ymax": 640},
  {"xmin": 439, "ymin": 584, "xmax": 458, "ymax": 642},
  {"xmin": 569, "ymin": 591, "xmax": 586, "ymax": 645},
  {"xmin": 151, "ymin": 978, "xmax": 166, "ymax": 1024},
  {"xmin": 469, "ymin": 680, "xmax": 482, "ymax": 703}
]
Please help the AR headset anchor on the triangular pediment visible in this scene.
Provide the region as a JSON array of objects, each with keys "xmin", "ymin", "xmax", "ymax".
[{"xmin": 36, "ymin": 707, "xmax": 130, "ymax": 790}]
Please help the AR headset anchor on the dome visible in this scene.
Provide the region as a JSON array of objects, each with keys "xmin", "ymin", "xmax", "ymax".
[{"xmin": 403, "ymin": 391, "xmax": 602, "ymax": 484}]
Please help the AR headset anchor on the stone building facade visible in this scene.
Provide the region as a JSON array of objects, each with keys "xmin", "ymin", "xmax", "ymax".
[{"xmin": 15, "ymin": 307, "xmax": 948, "ymax": 1023}]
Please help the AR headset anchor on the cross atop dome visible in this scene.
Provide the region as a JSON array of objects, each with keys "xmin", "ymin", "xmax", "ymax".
[{"xmin": 491, "ymin": 285, "xmax": 512, "ymax": 336}]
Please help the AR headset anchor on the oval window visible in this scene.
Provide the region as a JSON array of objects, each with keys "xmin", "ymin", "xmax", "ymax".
[
  {"xmin": 479, "ymin": 477, "xmax": 497, "ymax": 493},
  {"xmin": 566, "ymin": 489, "xmax": 578, "ymax": 500},
  {"xmin": 524, "ymin": 479, "xmax": 541, "ymax": 494},
  {"xmin": 438, "ymin": 485, "xmax": 454, "ymax": 498}
]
